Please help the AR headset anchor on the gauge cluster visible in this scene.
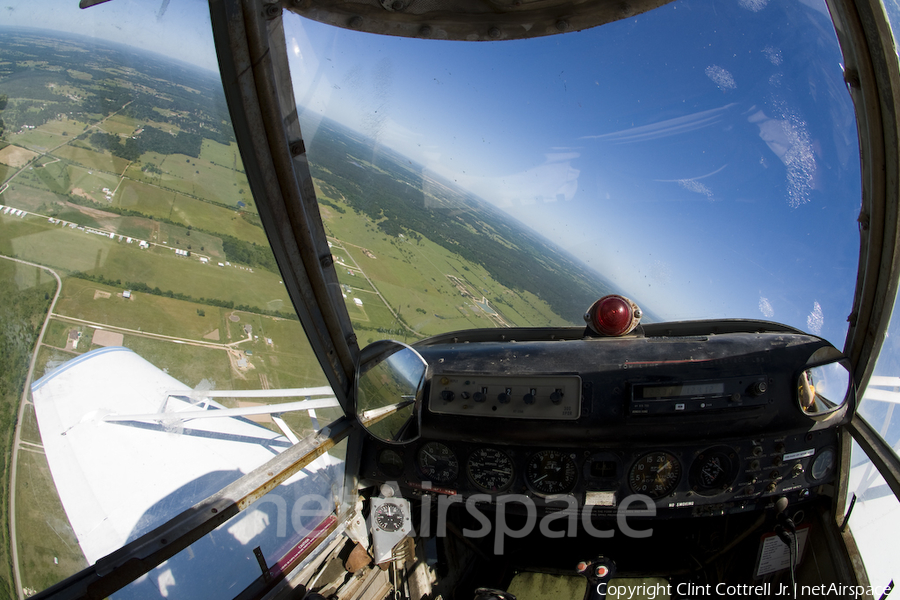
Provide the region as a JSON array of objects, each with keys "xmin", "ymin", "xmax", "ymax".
[{"xmin": 363, "ymin": 430, "xmax": 840, "ymax": 516}]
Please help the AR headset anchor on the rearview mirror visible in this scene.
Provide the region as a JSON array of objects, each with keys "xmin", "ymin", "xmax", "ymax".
[
  {"xmin": 798, "ymin": 360, "xmax": 852, "ymax": 417},
  {"xmin": 355, "ymin": 340, "xmax": 427, "ymax": 443}
]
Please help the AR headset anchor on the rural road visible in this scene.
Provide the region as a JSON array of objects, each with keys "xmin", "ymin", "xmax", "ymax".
[{"xmin": 0, "ymin": 254, "xmax": 62, "ymax": 600}]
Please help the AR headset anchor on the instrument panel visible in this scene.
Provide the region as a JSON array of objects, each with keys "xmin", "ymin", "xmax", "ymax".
[
  {"xmin": 364, "ymin": 432, "xmax": 840, "ymax": 516},
  {"xmin": 360, "ymin": 325, "xmax": 850, "ymax": 517}
]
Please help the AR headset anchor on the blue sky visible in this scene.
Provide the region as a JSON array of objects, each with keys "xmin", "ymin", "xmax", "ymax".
[
  {"xmin": 4, "ymin": 0, "xmax": 862, "ymax": 347},
  {"xmin": 2, "ymin": 0, "xmax": 219, "ymax": 71},
  {"xmin": 283, "ymin": 0, "xmax": 861, "ymax": 345}
]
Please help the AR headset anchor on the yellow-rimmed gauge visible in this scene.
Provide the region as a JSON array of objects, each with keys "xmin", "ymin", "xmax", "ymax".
[{"xmin": 629, "ymin": 452, "xmax": 682, "ymax": 499}]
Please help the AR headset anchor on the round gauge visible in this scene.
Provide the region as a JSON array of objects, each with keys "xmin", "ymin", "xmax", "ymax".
[
  {"xmin": 688, "ymin": 448, "xmax": 738, "ymax": 495},
  {"xmin": 374, "ymin": 501, "xmax": 405, "ymax": 532},
  {"xmin": 416, "ymin": 442, "xmax": 459, "ymax": 484},
  {"xmin": 525, "ymin": 450, "xmax": 578, "ymax": 495},
  {"xmin": 377, "ymin": 448, "xmax": 405, "ymax": 477},
  {"xmin": 629, "ymin": 452, "xmax": 682, "ymax": 499},
  {"xmin": 810, "ymin": 448, "xmax": 836, "ymax": 482},
  {"xmin": 467, "ymin": 447, "xmax": 515, "ymax": 492}
]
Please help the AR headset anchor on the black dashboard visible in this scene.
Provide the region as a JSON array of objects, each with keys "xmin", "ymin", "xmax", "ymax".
[{"xmin": 359, "ymin": 321, "xmax": 851, "ymax": 518}]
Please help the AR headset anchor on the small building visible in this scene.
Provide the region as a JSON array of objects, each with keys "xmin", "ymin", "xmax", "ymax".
[
  {"xmin": 66, "ymin": 330, "xmax": 80, "ymax": 351},
  {"xmin": 354, "ymin": 298, "xmax": 363, "ymax": 307},
  {"xmin": 200, "ymin": 257, "xmax": 209, "ymax": 263},
  {"xmin": 123, "ymin": 290, "xmax": 132, "ymax": 299},
  {"xmin": 218, "ymin": 262, "xmax": 225, "ymax": 267}
]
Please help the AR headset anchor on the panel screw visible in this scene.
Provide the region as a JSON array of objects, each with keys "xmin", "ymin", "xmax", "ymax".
[
  {"xmin": 320, "ymin": 254, "xmax": 334, "ymax": 267},
  {"xmin": 264, "ymin": 3, "xmax": 281, "ymax": 18},
  {"xmin": 211, "ymin": 508, "xmax": 218, "ymax": 513},
  {"xmin": 488, "ymin": 27, "xmax": 501, "ymax": 39},
  {"xmin": 289, "ymin": 140, "xmax": 306, "ymax": 156},
  {"xmin": 419, "ymin": 25, "xmax": 432, "ymax": 37},
  {"xmin": 392, "ymin": 0, "xmax": 403, "ymax": 9},
  {"xmin": 556, "ymin": 20, "xmax": 569, "ymax": 31},
  {"xmin": 348, "ymin": 16, "xmax": 363, "ymax": 28}
]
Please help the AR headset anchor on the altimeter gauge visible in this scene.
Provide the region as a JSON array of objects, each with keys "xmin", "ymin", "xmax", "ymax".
[
  {"xmin": 467, "ymin": 447, "xmax": 515, "ymax": 492},
  {"xmin": 525, "ymin": 450, "xmax": 578, "ymax": 495},
  {"xmin": 629, "ymin": 451, "xmax": 682, "ymax": 499}
]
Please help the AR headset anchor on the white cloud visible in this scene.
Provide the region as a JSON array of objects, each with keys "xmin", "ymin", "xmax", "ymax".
[
  {"xmin": 807, "ymin": 301, "xmax": 824, "ymax": 335},
  {"xmin": 678, "ymin": 178, "xmax": 714, "ymax": 200},
  {"xmin": 763, "ymin": 45, "xmax": 783, "ymax": 66},
  {"xmin": 759, "ymin": 296, "xmax": 774, "ymax": 318},
  {"xmin": 740, "ymin": 0, "xmax": 768, "ymax": 12},
  {"xmin": 748, "ymin": 109, "xmax": 817, "ymax": 207},
  {"xmin": 706, "ymin": 66, "xmax": 737, "ymax": 91}
]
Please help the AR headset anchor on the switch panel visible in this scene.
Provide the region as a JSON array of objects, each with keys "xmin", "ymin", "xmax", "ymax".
[{"xmin": 429, "ymin": 374, "xmax": 581, "ymax": 420}]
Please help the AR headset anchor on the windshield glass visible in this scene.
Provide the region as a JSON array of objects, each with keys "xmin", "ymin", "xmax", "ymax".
[
  {"xmin": 286, "ymin": 0, "xmax": 860, "ymax": 348},
  {"xmin": 0, "ymin": 2, "xmax": 345, "ymax": 595}
]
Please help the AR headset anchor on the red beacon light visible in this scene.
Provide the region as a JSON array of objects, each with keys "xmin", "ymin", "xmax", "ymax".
[{"xmin": 585, "ymin": 295, "xmax": 642, "ymax": 337}]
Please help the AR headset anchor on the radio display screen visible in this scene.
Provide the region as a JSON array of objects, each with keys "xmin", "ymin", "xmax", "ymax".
[{"xmin": 639, "ymin": 383, "xmax": 725, "ymax": 399}]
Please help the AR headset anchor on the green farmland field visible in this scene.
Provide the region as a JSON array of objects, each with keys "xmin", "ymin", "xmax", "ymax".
[
  {"xmin": 51, "ymin": 145, "xmax": 131, "ymax": 176},
  {"xmin": 1, "ymin": 216, "xmax": 290, "ymax": 311}
]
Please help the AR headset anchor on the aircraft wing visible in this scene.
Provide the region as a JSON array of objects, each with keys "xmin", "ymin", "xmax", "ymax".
[{"xmin": 31, "ymin": 346, "xmax": 344, "ymax": 599}]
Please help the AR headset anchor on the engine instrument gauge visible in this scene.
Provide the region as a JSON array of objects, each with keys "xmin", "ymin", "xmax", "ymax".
[
  {"xmin": 467, "ymin": 447, "xmax": 515, "ymax": 492},
  {"xmin": 629, "ymin": 451, "xmax": 682, "ymax": 499},
  {"xmin": 526, "ymin": 450, "xmax": 577, "ymax": 495},
  {"xmin": 810, "ymin": 448, "xmax": 836, "ymax": 482},
  {"xmin": 376, "ymin": 448, "xmax": 405, "ymax": 477},
  {"xmin": 688, "ymin": 447, "xmax": 737, "ymax": 495},
  {"xmin": 374, "ymin": 501, "xmax": 406, "ymax": 532},
  {"xmin": 417, "ymin": 442, "xmax": 459, "ymax": 484}
]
